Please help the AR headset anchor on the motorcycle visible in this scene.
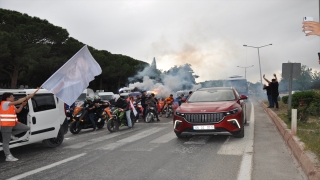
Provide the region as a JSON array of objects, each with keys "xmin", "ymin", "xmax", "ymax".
[
  {"xmin": 106, "ymin": 107, "xmax": 136, "ymax": 132},
  {"xmin": 164, "ymin": 104, "xmax": 173, "ymax": 118},
  {"xmin": 145, "ymin": 105, "xmax": 157, "ymax": 123},
  {"xmin": 69, "ymin": 100, "xmax": 108, "ymax": 134}
]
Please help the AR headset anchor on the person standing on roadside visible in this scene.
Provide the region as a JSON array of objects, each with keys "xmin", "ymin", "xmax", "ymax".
[
  {"xmin": 263, "ymin": 74, "xmax": 279, "ymax": 109},
  {"xmin": 0, "ymin": 92, "xmax": 34, "ymax": 162},
  {"xmin": 263, "ymin": 83, "xmax": 274, "ymax": 108}
]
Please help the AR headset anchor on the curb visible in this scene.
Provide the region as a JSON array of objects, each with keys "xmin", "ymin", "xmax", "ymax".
[{"xmin": 260, "ymin": 102, "xmax": 320, "ymax": 180}]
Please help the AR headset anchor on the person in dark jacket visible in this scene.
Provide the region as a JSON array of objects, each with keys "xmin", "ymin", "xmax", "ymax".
[
  {"xmin": 263, "ymin": 74, "xmax": 279, "ymax": 109},
  {"xmin": 263, "ymin": 83, "xmax": 273, "ymax": 108},
  {"xmin": 140, "ymin": 91, "xmax": 147, "ymax": 119},
  {"xmin": 145, "ymin": 93, "xmax": 160, "ymax": 121}
]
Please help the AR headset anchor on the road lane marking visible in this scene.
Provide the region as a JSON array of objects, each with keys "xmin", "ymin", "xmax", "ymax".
[
  {"xmin": 64, "ymin": 130, "xmax": 132, "ymax": 149},
  {"xmin": 98, "ymin": 142, "xmax": 126, "ymax": 150},
  {"xmin": 150, "ymin": 132, "xmax": 176, "ymax": 143},
  {"xmin": 97, "ymin": 127, "xmax": 165, "ymax": 151},
  {"xmin": 217, "ymin": 136, "xmax": 248, "ymax": 155},
  {"xmin": 7, "ymin": 153, "xmax": 86, "ymax": 180},
  {"xmin": 117, "ymin": 127, "xmax": 165, "ymax": 143},
  {"xmin": 237, "ymin": 102, "xmax": 254, "ymax": 180}
]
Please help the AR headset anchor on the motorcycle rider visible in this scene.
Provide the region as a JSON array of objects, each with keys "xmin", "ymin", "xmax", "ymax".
[
  {"xmin": 93, "ymin": 95, "xmax": 105, "ymax": 118},
  {"xmin": 86, "ymin": 97, "xmax": 97, "ymax": 131},
  {"xmin": 141, "ymin": 91, "xmax": 147, "ymax": 119},
  {"xmin": 113, "ymin": 94, "xmax": 132, "ymax": 129},
  {"xmin": 134, "ymin": 95, "xmax": 142, "ymax": 122},
  {"xmin": 160, "ymin": 94, "xmax": 174, "ymax": 114},
  {"xmin": 145, "ymin": 93, "xmax": 160, "ymax": 121}
]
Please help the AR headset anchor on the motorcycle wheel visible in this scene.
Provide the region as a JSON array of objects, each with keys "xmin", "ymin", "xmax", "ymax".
[
  {"xmin": 165, "ymin": 111, "xmax": 170, "ymax": 118},
  {"xmin": 97, "ymin": 121, "xmax": 105, "ymax": 129},
  {"xmin": 107, "ymin": 120, "xmax": 117, "ymax": 132},
  {"xmin": 145, "ymin": 113, "xmax": 152, "ymax": 123},
  {"xmin": 69, "ymin": 121, "xmax": 82, "ymax": 134}
]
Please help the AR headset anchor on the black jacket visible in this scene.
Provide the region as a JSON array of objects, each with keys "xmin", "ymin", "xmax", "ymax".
[{"xmin": 114, "ymin": 98, "xmax": 129, "ymax": 110}]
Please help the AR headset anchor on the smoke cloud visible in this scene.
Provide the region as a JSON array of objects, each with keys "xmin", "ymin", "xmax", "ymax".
[{"xmin": 128, "ymin": 64, "xmax": 201, "ymax": 98}]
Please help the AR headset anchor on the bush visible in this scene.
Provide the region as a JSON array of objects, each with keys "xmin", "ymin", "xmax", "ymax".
[
  {"xmin": 282, "ymin": 95, "xmax": 288, "ymax": 104},
  {"xmin": 308, "ymin": 101, "xmax": 320, "ymax": 116},
  {"xmin": 287, "ymin": 91, "xmax": 320, "ymax": 122},
  {"xmin": 291, "ymin": 91, "xmax": 319, "ymax": 108}
]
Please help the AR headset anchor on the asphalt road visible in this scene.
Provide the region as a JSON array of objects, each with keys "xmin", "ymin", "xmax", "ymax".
[{"xmin": 0, "ymin": 99, "xmax": 307, "ymax": 180}]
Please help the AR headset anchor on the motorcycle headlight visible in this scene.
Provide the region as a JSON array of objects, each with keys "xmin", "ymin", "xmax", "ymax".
[{"xmin": 76, "ymin": 113, "xmax": 82, "ymax": 117}]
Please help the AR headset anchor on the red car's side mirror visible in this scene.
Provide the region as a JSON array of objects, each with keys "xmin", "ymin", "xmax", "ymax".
[{"xmin": 239, "ymin": 95, "xmax": 248, "ymax": 100}]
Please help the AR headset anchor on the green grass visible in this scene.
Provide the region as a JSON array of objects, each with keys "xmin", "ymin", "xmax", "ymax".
[{"xmin": 266, "ymin": 101, "xmax": 320, "ymax": 161}]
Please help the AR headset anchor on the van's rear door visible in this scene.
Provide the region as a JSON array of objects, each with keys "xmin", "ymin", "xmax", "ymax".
[{"xmin": 28, "ymin": 93, "xmax": 60, "ymax": 142}]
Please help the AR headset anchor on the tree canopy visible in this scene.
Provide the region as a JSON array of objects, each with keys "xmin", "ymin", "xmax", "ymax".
[{"xmin": 0, "ymin": 8, "xmax": 148, "ymax": 92}]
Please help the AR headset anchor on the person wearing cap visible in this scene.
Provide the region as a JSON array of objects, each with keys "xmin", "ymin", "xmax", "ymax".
[{"xmin": 160, "ymin": 94, "xmax": 174, "ymax": 114}]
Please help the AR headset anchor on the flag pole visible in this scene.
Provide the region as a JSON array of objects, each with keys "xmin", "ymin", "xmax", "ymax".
[{"xmin": 27, "ymin": 87, "xmax": 41, "ymax": 100}]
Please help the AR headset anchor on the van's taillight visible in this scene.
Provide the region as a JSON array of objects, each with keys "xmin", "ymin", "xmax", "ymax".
[{"xmin": 64, "ymin": 103, "xmax": 67, "ymax": 116}]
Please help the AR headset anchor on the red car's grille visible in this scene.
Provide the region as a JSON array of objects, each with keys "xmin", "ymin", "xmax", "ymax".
[{"xmin": 184, "ymin": 113, "xmax": 225, "ymax": 123}]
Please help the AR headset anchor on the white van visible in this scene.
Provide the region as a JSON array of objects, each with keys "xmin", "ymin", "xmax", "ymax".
[
  {"xmin": 97, "ymin": 92, "xmax": 115, "ymax": 102},
  {"xmin": 76, "ymin": 88, "xmax": 94, "ymax": 102},
  {"xmin": 0, "ymin": 89, "xmax": 68, "ymax": 150}
]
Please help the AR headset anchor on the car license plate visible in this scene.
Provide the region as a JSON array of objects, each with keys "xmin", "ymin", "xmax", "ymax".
[{"xmin": 193, "ymin": 125, "xmax": 215, "ymax": 130}]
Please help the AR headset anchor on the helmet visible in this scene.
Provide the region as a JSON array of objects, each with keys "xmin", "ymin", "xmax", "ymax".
[
  {"xmin": 94, "ymin": 95, "xmax": 101, "ymax": 101},
  {"xmin": 86, "ymin": 96, "xmax": 93, "ymax": 102}
]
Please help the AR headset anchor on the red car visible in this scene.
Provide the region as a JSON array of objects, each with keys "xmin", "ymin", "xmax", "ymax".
[{"xmin": 173, "ymin": 87, "xmax": 247, "ymax": 138}]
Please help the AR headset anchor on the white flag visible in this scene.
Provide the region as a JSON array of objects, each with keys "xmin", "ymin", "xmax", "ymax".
[
  {"xmin": 130, "ymin": 101, "xmax": 138, "ymax": 116},
  {"xmin": 42, "ymin": 45, "xmax": 102, "ymax": 105}
]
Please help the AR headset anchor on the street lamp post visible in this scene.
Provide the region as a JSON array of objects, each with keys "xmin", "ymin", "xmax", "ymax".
[
  {"xmin": 243, "ymin": 44, "xmax": 272, "ymax": 84},
  {"xmin": 237, "ymin": 65, "xmax": 254, "ymax": 79}
]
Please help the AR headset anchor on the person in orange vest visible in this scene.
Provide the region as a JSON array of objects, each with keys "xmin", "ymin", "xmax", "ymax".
[{"xmin": 0, "ymin": 92, "xmax": 34, "ymax": 162}]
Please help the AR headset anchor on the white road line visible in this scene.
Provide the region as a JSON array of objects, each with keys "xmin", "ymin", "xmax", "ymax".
[
  {"xmin": 98, "ymin": 142, "xmax": 126, "ymax": 150},
  {"xmin": 150, "ymin": 132, "xmax": 176, "ymax": 143},
  {"xmin": 7, "ymin": 153, "xmax": 86, "ymax": 180},
  {"xmin": 64, "ymin": 130, "xmax": 132, "ymax": 149},
  {"xmin": 117, "ymin": 127, "xmax": 165, "ymax": 143},
  {"xmin": 217, "ymin": 135, "xmax": 248, "ymax": 155},
  {"xmin": 97, "ymin": 127, "xmax": 166, "ymax": 151},
  {"xmin": 237, "ymin": 102, "xmax": 254, "ymax": 180},
  {"xmin": 184, "ymin": 136, "xmax": 210, "ymax": 145}
]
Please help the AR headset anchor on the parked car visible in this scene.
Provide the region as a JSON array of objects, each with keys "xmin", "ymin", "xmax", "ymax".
[
  {"xmin": 0, "ymin": 89, "xmax": 68, "ymax": 149},
  {"xmin": 173, "ymin": 87, "xmax": 247, "ymax": 138}
]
